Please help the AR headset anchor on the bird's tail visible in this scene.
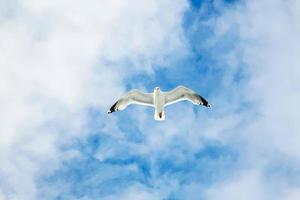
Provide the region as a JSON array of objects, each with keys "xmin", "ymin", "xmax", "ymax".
[{"xmin": 154, "ymin": 111, "xmax": 165, "ymax": 121}]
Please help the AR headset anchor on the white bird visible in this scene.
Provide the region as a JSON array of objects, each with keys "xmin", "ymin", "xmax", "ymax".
[{"xmin": 107, "ymin": 86, "xmax": 210, "ymax": 121}]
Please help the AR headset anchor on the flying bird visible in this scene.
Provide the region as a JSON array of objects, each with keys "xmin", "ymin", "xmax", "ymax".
[{"xmin": 107, "ymin": 86, "xmax": 210, "ymax": 121}]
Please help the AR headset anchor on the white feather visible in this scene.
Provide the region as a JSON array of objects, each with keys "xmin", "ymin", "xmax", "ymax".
[{"xmin": 108, "ymin": 86, "xmax": 210, "ymax": 120}]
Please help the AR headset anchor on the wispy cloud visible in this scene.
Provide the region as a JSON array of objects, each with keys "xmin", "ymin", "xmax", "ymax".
[
  {"xmin": 0, "ymin": 0, "xmax": 188, "ymax": 199},
  {"xmin": 193, "ymin": 0, "xmax": 300, "ymax": 199},
  {"xmin": 1, "ymin": 0, "xmax": 300, "ymax": 199}
]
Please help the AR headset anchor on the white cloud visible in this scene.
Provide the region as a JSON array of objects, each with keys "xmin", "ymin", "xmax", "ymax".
[
  {"xmin": 238, "ymin": 0, "xmax": 300, "ymax": 157},
  {"xmin": 0, "ymin": 0, "xmax": 188, "ymax": 199},
  {"xmin": 2, "ymin": 0, "xmax": 299, "ymax": 199},
  {"xmin": 204, "ymin": 170, "xmax": 266, "ymax": 200},
  {"xmin": 103, "ymin": 183, "xmax": 164, "ymax": 200},
  {"xmin": 197, "ymin": 0, "xmax": 300, "ymax": 199},
  {"xmin": 208, "ymin": 0, "xmax": 300, "ymax": 158},
  {"xmin": 88, "ymin": 0, "xmax": 300, "ymax": 199}
]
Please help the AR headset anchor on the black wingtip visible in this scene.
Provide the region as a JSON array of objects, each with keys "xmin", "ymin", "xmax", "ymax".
[
  {"xmin": 107, "ymin": 101, "xmax": 118, "ymax": 114},
  {"xmin": 198, "ymin": 95, "xmax": 210, "ymax": 107}
]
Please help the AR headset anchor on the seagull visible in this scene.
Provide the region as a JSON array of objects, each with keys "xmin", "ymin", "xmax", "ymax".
[{"xmin": 107, "ymin": 86, "xmax": 210, "ymax": 121}]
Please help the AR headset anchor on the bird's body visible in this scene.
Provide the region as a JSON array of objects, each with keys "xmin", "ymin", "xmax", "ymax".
[
  {"xmin": 153, "ymin": 87, "xmax": 165, "ymax": 120},
  {"xmin": 107, "ymin": 86, "xmax": 210, "ymax": 121}
]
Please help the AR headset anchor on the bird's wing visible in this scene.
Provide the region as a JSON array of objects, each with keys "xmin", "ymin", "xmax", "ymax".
[
  {"xmin": 108, "ymin": 89, "xmax": 153, "ymax": 113},
  {"xmin": 164, "ymin": 86, "xmax": 210, "ymax": 107}
]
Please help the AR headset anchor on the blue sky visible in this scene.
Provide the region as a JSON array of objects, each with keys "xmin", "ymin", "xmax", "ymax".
[{"xmin": 1, "ymin": 0, "xmax": 300, "ymax": 200}]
